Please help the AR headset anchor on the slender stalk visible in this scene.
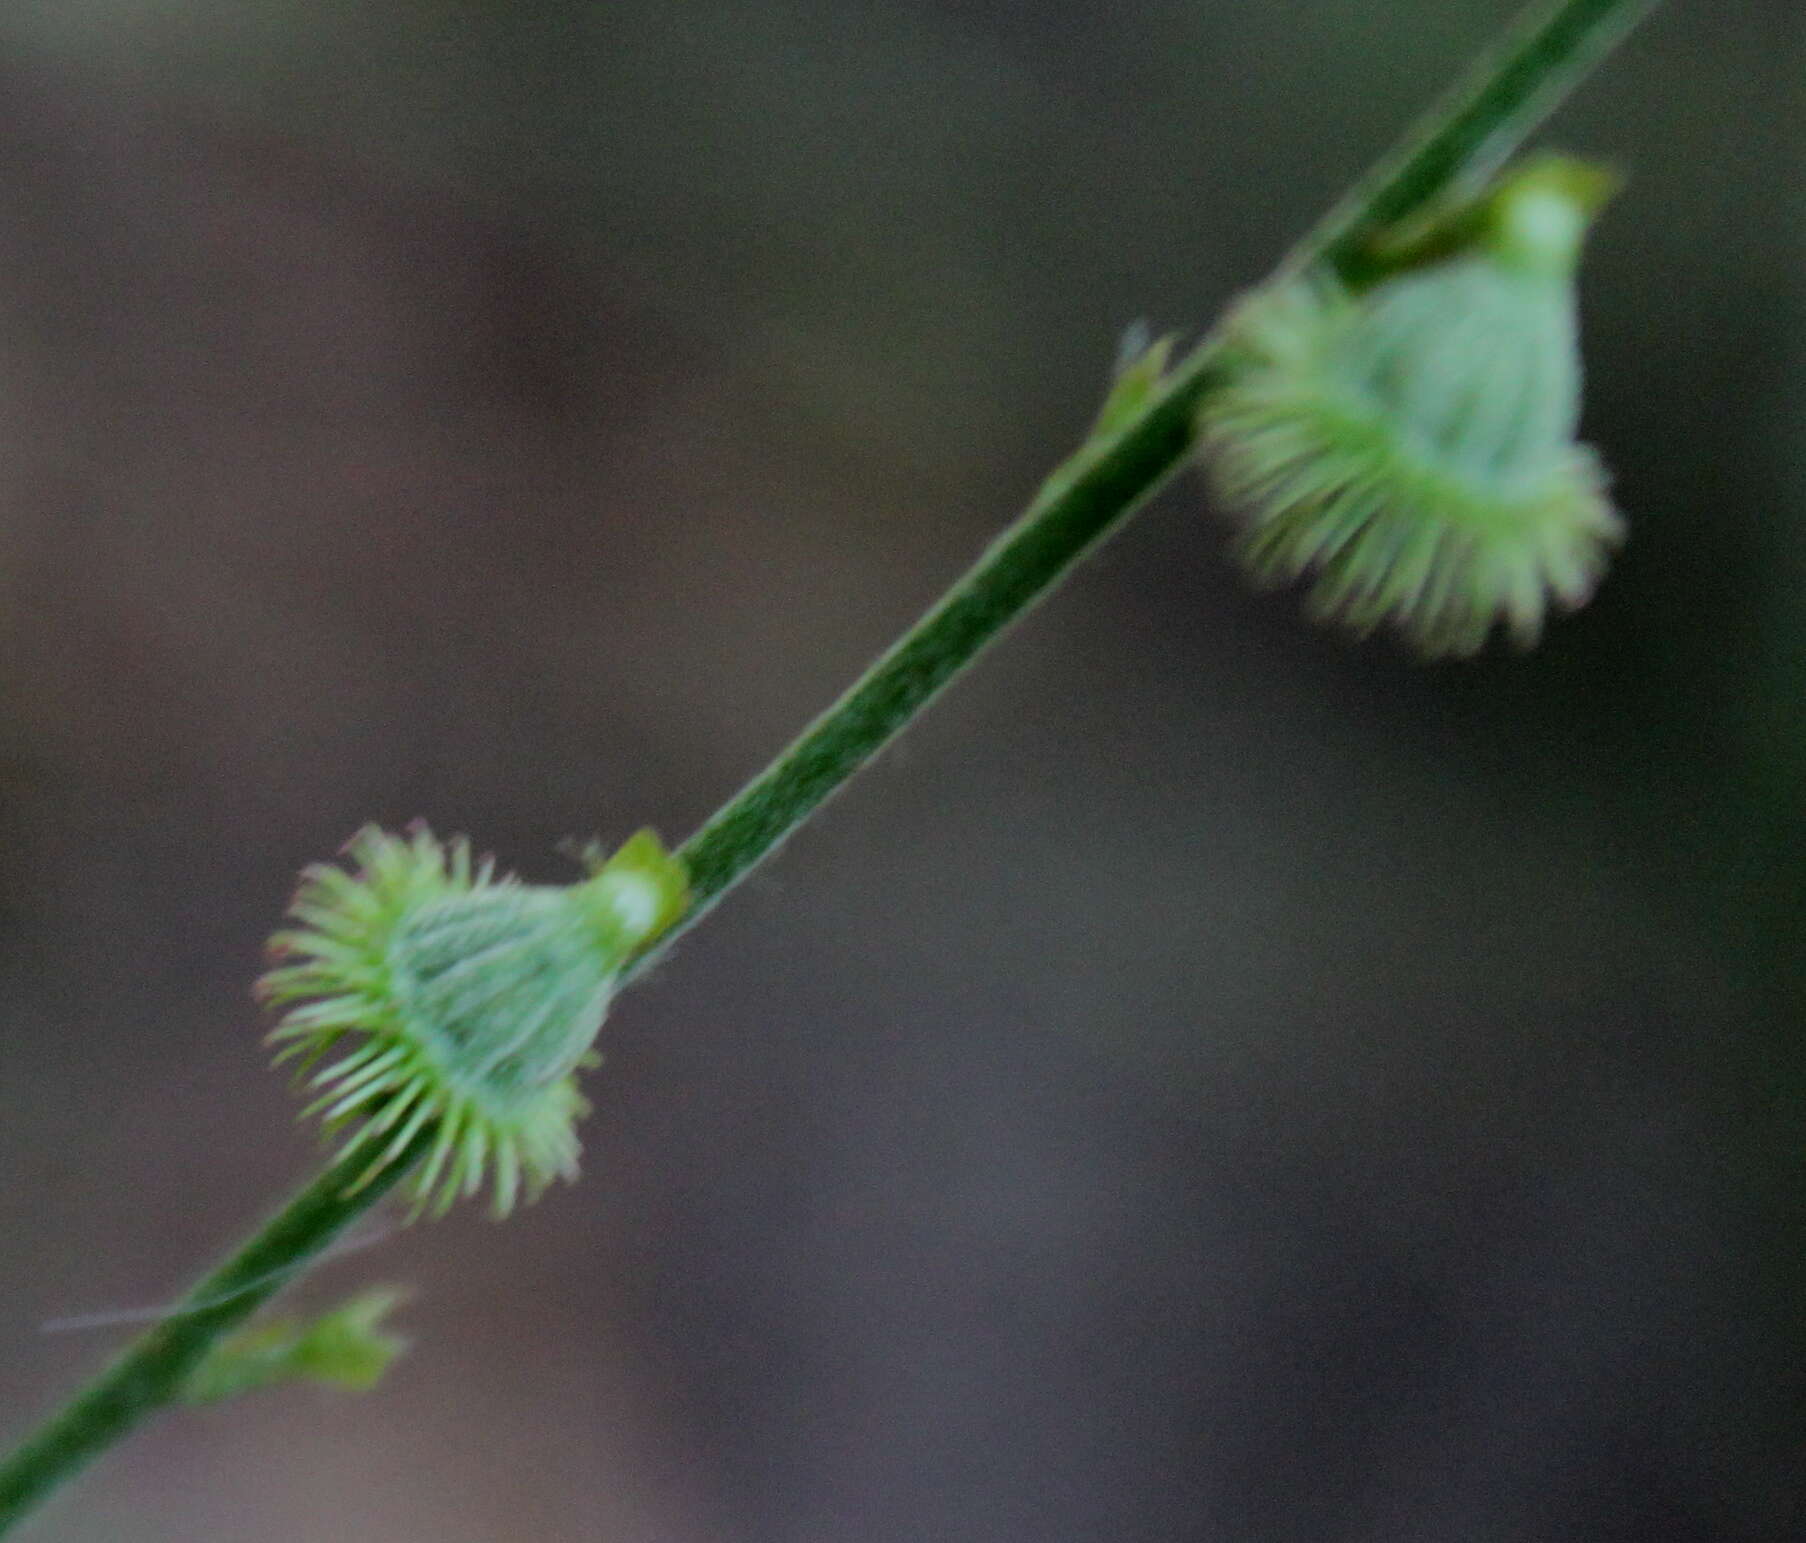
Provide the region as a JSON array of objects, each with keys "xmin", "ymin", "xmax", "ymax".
[
  {"xmin": 1293, "ymin": 0, "xmax": 1664, "ymax": 285},
  {"xmin": 656, "ymin": 351, "xmax": 1225, "ymax": 941},
  {"xmin": 0, "ymin": 0, "xmax": 1664, "ymax": 1531},
  {"xmin": 0, "ymin": 1135, "xmax": 428, "ymax": 1532},
  {"xmin": 643, "ymin": 0, "xmax": 1669, "ymax": 961}
]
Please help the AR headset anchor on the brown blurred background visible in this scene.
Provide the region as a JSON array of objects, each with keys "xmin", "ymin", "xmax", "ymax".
[{"xmin": 0, "ymin": 2, "xmax": 1802, "ymax": 1539}]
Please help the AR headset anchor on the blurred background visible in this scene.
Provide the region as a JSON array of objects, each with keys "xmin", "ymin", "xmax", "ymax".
[{"xmin": 0, "ymin": 2, "xmax": 1801, "ymax": 1538}]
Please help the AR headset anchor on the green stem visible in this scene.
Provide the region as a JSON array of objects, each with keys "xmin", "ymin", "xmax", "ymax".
[
  {"xmin": 659, "ymin": 351, "xmax": 1227, "ymax": 938},
  {"xmin": 0, "ymin": 1138, "xmax": 427, "ymax": 1534},
  {"xmin": 0, "ymin": 0, "xmax": 1663, "ymax": 1531},
  {"xmin": 1295, "ymin": 0, "xmax": 1665, "ymax": 286},
  {"xmin": 643, "ymin": 0, "xmax": 1667, "ymax": 962}
]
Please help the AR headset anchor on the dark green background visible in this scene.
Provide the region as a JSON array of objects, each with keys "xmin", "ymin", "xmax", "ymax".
[{"xmin": 0, "ymin": 2, "xmax": 1801, "ymax": 1538}]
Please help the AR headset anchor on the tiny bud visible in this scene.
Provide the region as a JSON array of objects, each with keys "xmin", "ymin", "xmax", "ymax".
[{"xmin": 179, "ymin": 1288, "xmax": 410, "ymax": 1404}]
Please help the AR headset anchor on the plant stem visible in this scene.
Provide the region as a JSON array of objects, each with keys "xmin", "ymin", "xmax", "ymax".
[
  {"xmin": 655, "ymin": 353, "xmax": 1226, "ymax": 942},
  {"xmin": 640, "ymin": 0, "xmax": 1668, "ymax": 963},
  {"xmin": 0, "ymin": 1136, "xmax": 428, "ymax": 1533},
  {"xmin": 0, "ymin": 0, "xmax": 1664, "ymax": 1532},
  {"xmin": 1294, "ymin": 0, "xmax": 1665, "ymax": 286}
]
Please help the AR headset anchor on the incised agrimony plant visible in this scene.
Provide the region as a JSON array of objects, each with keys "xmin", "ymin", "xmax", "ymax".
[{"xmin": 0, "ymin": 0, "xmax": 1666, "ymax": 1532}]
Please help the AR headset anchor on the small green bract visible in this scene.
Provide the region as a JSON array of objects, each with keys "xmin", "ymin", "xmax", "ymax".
[
  {"xmin": 180, "ymin": 1288, "xmax": 410, "ymax": 1404},
  {"xmin": 1201, "ymin": 155, "xmax": 1625, "ymax": 657},
  {"xmin": 262, "ymin": 826, "xmax": 688, "ymax": 1218}
]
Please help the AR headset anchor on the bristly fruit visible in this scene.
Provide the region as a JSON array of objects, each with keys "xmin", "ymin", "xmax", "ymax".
[
  {"xmin": 261, "ymin": 826, "xmax": 688, "ymax": 1218},
  {"xmin": 1200, "ymin": 155, "xmax": 1624, "ymax": 657}
]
